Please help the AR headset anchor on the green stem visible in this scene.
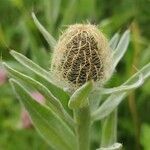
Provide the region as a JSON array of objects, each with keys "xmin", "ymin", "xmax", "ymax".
[
  {"xmin": 101, "ymin": 109, "xmax": 118, "ymax": 147},
  {"xmin": 74, "ymin": 106, "xmax": 91, "ymax": 150}
]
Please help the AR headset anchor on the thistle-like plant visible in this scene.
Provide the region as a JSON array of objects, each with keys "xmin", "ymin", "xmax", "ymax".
[{"xmin": 3, "ymin": 13, "xmax": 150, "ymax": 150}]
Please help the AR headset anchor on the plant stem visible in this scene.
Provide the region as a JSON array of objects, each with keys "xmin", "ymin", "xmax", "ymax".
[
  {"xmin": 74, "ymin": 105, "xmax": 91, "ymax": 150},
  {"xmin": 128, "ymin": 22, "xmax": 141, "ymax": 150},
  {"xmin": 101, "ymin": 109, "xmax": 118, "ymax": 147},
  {"xmin": 128, "ymin": 93, "xmax": 141, "ymax": 150}
]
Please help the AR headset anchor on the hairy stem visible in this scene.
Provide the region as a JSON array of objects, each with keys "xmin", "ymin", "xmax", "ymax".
[
  {"xmin": 101, "ymin": 109, "xmax": 118, "ymax": 147},
  {"xmin": 74, "ymin": 106, "xmax": 91, "ymax": 150}
]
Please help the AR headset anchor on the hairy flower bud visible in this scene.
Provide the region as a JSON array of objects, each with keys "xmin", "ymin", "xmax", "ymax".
[{"xmin": 51, "ymin": 24, "xmax": 113, "ymax": 92}]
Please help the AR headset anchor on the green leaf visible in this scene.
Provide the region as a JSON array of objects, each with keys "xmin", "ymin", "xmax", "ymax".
[
  {"xmin": 3, "ymin": 62, "xmax": 74, "ymax": 128},
  {"xmin": 10, "ymin": 50, "xmax": 70, "ymax": 105},
  {"xmin": 109, "ymin": 33, "xmax": 120, "ymax": 50},
  {"xmin": 124, "ymin": 62, "xmax": 150, "ymax": 85},
  {"xmin": 68, "ymin": 80, "xmax": 93, "ymax": 109},
  {"xmin": 112, "ymin": 30, "xmax": 130, "ymax": 69},
  {"xmin": 32, "ymin": 12, "xmax": 57, "ymax": 49},
  {"xmin": 141, "ymin": 124, "xmax": 150, "ymax": 150},
  {"xmin": 97, "ymin": 143, "xmax": 122, "ymax": 150},
  {"xmin": 89, "ymin": 91, "xmax": 102, "ymax": 112},
  {"xmin": 101, "ymin": 110, "xmax": 117, "ymax": 147},
  {"xmin": 92, "ymin": 92, "xmax": 126, "ymax": 121},
  {"xmin": 99, "ymin": 74, "xmax": 143, "ymax": 94},
  {"xmin": 10, "ymin": 79, "xmax": 77, "ymax": 150},
  {"xmin": 140, "ymin": 46, "xmax": 150, "ymax": 67},
  {"xmin": 92, "ymin": 62, "xmax": 150, "ymax": 121},
  {"xmin": 10, "ymin": 50, "xmax": 51, "ymax": 80}
]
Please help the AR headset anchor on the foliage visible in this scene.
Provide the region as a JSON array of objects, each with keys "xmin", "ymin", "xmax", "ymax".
[{"xmin": 0, "ymin": 0, "xmax": 150, "ymax": 150}]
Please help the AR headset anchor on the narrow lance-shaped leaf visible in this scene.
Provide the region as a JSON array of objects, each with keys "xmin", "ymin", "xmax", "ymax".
[
  {"xmin": 68, "ymin": 80, "xmax": 93, "ymax": 109},
  {"xmin": 101, "ymin": 110, "xmax": 117, "ymax": 147},
  {"xmin": 89, "ymin": 91, "xmax": 102, "ymax": 112},
  {"xmin": 90, "ymin": 74, "xmax": 143, "ymax": 112},
  {"xmin": 10, "ymin": 50, "xmax": 70, "ymax": 105},
  {"xmin": 10, "ymin": 50, "xmax": 51, "ymax": 80},
  {"xmin": 10, "ymin": 79, "xmax": 77, "ymax": 150},
  {"xmin": 92, "ymin": 62, "xmax": 150, "ymax": 121},
  {"xmin": 112, "ymin": 30, "xmax": 130, "ymax": 69},
  {"xmin": 92, "ymin": 92, "xmax": 126, "ymax": 121},
  {"xmin": 32, "ymin": 12, "xmax": 57, "ymax": 49},
  {"xmin": 99, "ymin": 74, "xmax": 143, "ymax": 94},
  {"xmin": 124, "ymin": 62, "xmax": 150, "ymax": 85},
  {"xmin": 109, "ymin": 33, "xmax": 120, "ymax": 50},
  {"xmin": 3, "ymin": 62, "xmax": 74, "ymax": 128},
  {"xmin": 92, "ymin": 74, "xmax": 142, "ymax": 121}
]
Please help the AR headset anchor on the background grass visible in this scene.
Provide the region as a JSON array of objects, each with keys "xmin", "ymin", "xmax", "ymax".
[{"xmin": 0, "ymin": 0, "xmax": 150, "ymax": 150}]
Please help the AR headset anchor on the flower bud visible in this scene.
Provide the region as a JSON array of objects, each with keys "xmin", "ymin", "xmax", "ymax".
[{"xmin": 51, "ymin": 24, "xmax": 113, "ymax": 92}]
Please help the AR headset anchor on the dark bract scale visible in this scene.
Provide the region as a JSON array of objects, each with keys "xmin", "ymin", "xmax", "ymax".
[
  {"xmin": 51, "ymin": 24, "xmax": 112, "ymax": 92},
  {"xmin": 60, "ymin": 31, "xmax": 103, "ymax": 86}
]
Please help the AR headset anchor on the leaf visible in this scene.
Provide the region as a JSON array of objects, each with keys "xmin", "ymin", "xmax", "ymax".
[
  {"xmin": 32, "ymin": 12, "xmax": 57, "ymax": 49},
  {"xmin": 92, "ymin": 93, "xmax": 126, "ymax": 121},
  {"xmin": 10, "ymin": 50, "xmax": 70, "ymax": 106},
  {"xmin": 68, "ymin": 80, "xmax": 93, "ymax": 109},
  {"xmin": 124, "ymin": 62, "xmax": 150, "ymax": 85},
  {"xmin": 92, "ymin": 62, "xmax": 150, "ymax": 121},
  {"xmin": 109, "ymin": 33, "xmax": 120, "ymax": 50},
  {"xmin": 140, "ymin": 46, "xmax": 150, "ymax": 67},
  {"xmin": 101, "ymin": 110, "xmax": 117, "ymax": 147},
  {"xmin": 97, "ymin": 143, "xmax": 122, "ymax": 150},
  {"xmin": 112, "ymin": 30, "xmax": 130, "ymax": 69},
  {"xmin": 3, "ymin": 62, "xmax": 74, "ymax": 128},
  {"xmin": 89, "ymin": 91, "xmax": 102, "ymax": 112},
  {"xmin": 99, "ymin": 74, "xmax": 143, "ymax": 94},
  {"xmin": 10, "ymin": 79, "xmax": 77, "ymax": 150},
  {"xmin": 10, "ymin": 50, "xmax": 50, "ymax": 80},
  {"xmin": 141, "ymin": 124, "xmax": 150, "ymax": 150}
]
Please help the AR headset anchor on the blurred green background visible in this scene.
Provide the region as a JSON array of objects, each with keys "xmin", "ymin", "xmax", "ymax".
[{"xmin": 0, "ymin": 0, "xmax": 150, "ymax": 150}]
